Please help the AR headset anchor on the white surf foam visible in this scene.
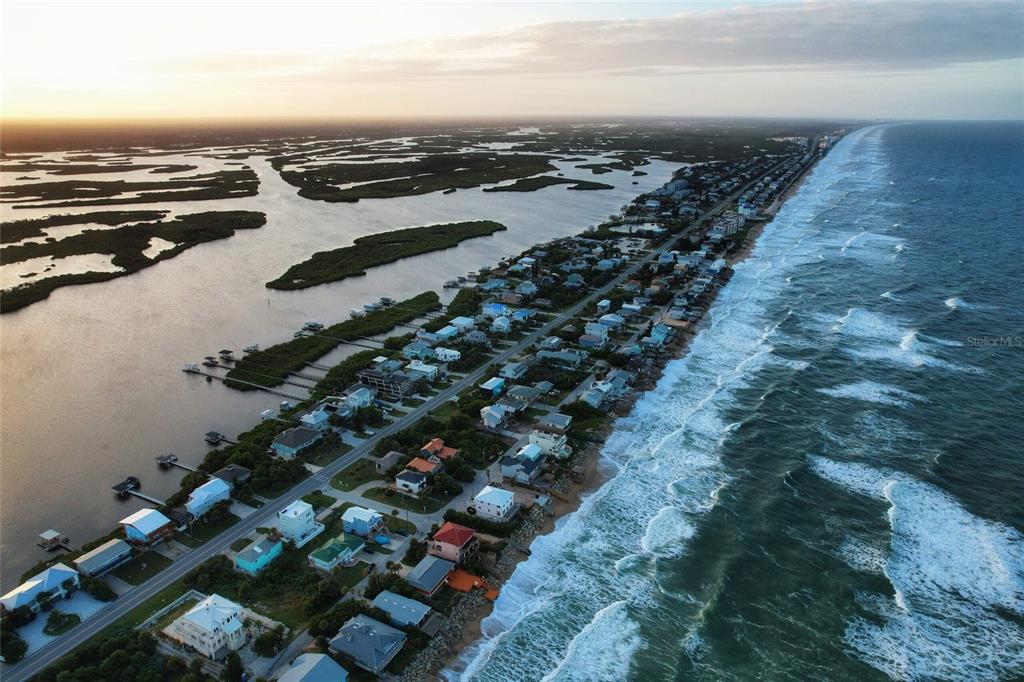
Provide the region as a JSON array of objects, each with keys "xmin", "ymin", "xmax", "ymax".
[
  {"xmin": 808, "ymin": 456, "xmax": 1024, "ymax": 680},
  {"xmin": 818, "ymin": 380, "xmax": 922, "ymax": 408}
]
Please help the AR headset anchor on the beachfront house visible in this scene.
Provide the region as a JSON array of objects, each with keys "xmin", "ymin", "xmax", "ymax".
[
  {"xmin": 372, "ymin": 590, "xmax": 432, "ymax": 629},
  {"xmin": 120, "ymin": 508, "xmax": 174, "ymax": 546},
  {"xmin": 536, "ymin": 349, "xmax": 588, "ymax": 369},
  {"xmin": 73, "ymin": 538, "xmax": 132, "ymax": 577},
  {"xmin": 405, "ymin": 555, "xmax": 454, "ymax": 597},
  {"xmin": 501, "ymin": 442, "xmax": 545, "ymax": 484},
  {"xmin": 1, "ymin": 563, "xmax": 79, "ymax": 614},
  {"xmin": 536, "ymin": 412, "xmax": 573, "ymax": 434},
  {"xmin": 529, "ymin": 429, "xmax": 571, "ymax": 459},
  {"xmin": 309, "ymin": 533, "xmax": 365, "ymax": 572},
  {"xmin": 186, "ymin": 477, "xmax": 231, "ymax": 518},
  {"xmin": 165, "ymin": 594, "xmax": 247, "ymax": 660},
  {"xmin": 278, "ymin": 653, "xmax": 349, "ymax": 682},
  {"xmin": 428, "ymin": 522, "xmax": 478, "ymax": 564},
  {"xmin": 473, "ymin": 486, "xmax": 516, "ymax": 522},
  {"xmin": 329, "ymin": 614, "xmax": 406, "ymax": 674},
  {"xmin": 342, "ymin": 506, "xmax": 384, "ymax": 538},
  {"xmin": 234, "ymin": 534, "xmax": 283, "ymax": 576},
  {"xmin": 272, "ymin": 426, "xmax": 324, "ymax": 459}
]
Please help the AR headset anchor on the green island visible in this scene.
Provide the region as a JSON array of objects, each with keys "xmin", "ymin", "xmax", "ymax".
[
  {"xmin": 0, "ymin": 211, "xmax": 266, "ymax": 313},
  {"xmin": 266, "ymin": 220, "xmax": 507, "ymax": 290},
  {"xmin": 0, "ymin": 169, "xmax": 258, "ymax": 209},
  {"xmin": 0, "ymin": 162, "xmax": 197, "ymax": 176},
  {"xmin": 482, "ymin": 176, "xmax": 614, "ymax": 192},
  {"xmin": 276, "ymin": 152, "xmax": 556, "ymax": 202},
  {"xmin": 225, "ymin": 290, "xmax": 441, "ymax": 389},
  {"xmin": 1, "ymin": 210, "xmax": 168, "ymax": 244}
]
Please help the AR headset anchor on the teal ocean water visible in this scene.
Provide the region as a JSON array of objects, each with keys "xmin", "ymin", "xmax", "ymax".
[{"xmin": 448, "ymin": 123, "xmax": 1024, "ymax": 681}]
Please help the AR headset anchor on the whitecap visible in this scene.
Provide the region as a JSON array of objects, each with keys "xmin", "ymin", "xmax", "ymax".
[{"xmin": 818, "ymin": 380, "xmax": 922, "ymax": 408}]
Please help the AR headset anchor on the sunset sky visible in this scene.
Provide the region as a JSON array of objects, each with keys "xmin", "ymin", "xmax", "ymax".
[{"xmin": 1, "ymin": 0, "xmax": 1021, "ymax": 121}]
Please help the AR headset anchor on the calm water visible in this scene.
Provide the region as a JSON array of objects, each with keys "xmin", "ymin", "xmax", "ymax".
[
  {"xmin": 449, "ymin": 123, "xmax": 1024, "ymax": 681},
  {"xmin": 0, "ymin": 151, "xmax": 679, "ymax": 584}
]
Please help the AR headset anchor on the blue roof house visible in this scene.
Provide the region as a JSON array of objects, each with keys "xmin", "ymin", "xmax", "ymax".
[
  {"xmin": 490, "ymin": 316, "xmax": 512, "ymax": 334},
  {"xmin": 482, "ymin": 302, "xmax": 508, "ymax": 319},
  {"xmin": 480, "ymin": 377, "xmax": 505, "ymax": 396},
  {"xmin": 234, "ymin": 534, "xmax": 283, "ymax": 575}
]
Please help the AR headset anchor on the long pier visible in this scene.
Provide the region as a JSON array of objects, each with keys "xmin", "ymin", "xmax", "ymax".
[
  {"xmin": 156, "ymin": 454, "xmax": 199, "ymax": 473},
  {"xmin": 112, "ymin": 478, "xmax": 164, "ymax": 506},
  {"xmin": 183, "ymin": 367, "xmax": 307, "ymax": 401}
]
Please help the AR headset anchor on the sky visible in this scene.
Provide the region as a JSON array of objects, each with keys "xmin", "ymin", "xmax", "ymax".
[{"xmin": 1, "ymin": 0, "xmax": 1022, "ymax": 121}]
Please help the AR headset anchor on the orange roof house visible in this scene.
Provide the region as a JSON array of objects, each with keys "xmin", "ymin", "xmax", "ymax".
[
  {"xmin": 428, "ymin": 522, "xmax": 479, "ymax": 564},
  {"xmin": 406, "ymin": 457, "xmax": 439, "ymax": 474},
  {"xmin": 421, "ymin": 438, "xmax": 459, "ymax": 461}
]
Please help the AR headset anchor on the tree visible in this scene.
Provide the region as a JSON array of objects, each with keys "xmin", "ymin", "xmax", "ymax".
[
  {"xmin": 0, "ymin": 622, "xmax": 28, "ymax": 664},
  {"xmin": 221, "ymin": 651, "xmax": 244, "ymax": 681},
  {"xmin": 81, "ymin": 576, "xmax": 117, "ymax": 602},
  {"xmin": 253, "ymin": 625, "xmax": 285, "ymax": 657}
]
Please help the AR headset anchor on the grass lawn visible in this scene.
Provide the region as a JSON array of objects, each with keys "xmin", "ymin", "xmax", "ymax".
[
  {"xmin": 382, "ymin": 514, "xmax": 418, "ymax": 535},
  {"xmin": 430, "ymin": 402, "xmax": 459, "ymax": 422},
  {"xmin": 335, "ymin": 563, "xmax": 368, "ymax": 592},
  {"xmin": 172, "ymin": 531, "xmax": 202, "ymax": 549},
  {"xmin": 43, "ymin": 611, "xmax": 81, "ymax": 636},
  {"xmin": 188, "ymin": 513, "xmax": 241, "ymax": 543},
  {"xmin": 302, "ymin": 491, "xmax": 338, "ymax": 509},
  {"xmin": 112, "ymin": 551, "xmax": 173, "ymax": 585},
  {"xmin": 305, "ymin": 442, "xmax": 352, "ymax": 466},
  {"xmin": 149, "ymin": 596, "xmax": 200, "ymax": 634},
  {"xmin": 331, "ymin": 458, "xmax": 384, "ymax": 491},
  {"xmin": 362, "ymin": 487, "xmax": 452, "ymax": 514},
  {"xmin": 402, "ymin": 397, "xmax": 426, "ymax": 407},
  {"xmin": 230, "ymin": 538, "xmax": 253, "ymax": 552}
]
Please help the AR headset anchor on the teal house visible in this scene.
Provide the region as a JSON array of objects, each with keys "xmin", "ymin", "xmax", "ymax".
[{"xmin": 234, "ymin": 534, "xmax": 284, "ymax": 575}]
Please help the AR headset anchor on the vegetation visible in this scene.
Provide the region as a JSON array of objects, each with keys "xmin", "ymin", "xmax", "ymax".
[
  {"xmin": 112, "ymin": 551, "xmax": 173, "ymax": 585},
  {"xmin": 302, "ymin": 490, "xmax": 337, "ymax": 509},
  {"xmin": 483, "ymin": 176, "xmax": 613, "ymax": 192},
  {"xmin": 43, "ymin": 610, "xmax": 81, "ymax": 636},
  {"xmin": 0, "ymin": 169, "xmax": 258, "ymax": 208},
  {"xmin": 443, "ymin": 509, "xmax": 522, "ymax": 537},
  {"xmin": 1, "ymin": 619, "xmax": 28, "ymax": 663},
  {"xmin": 331, "ymin": 457, "xmax": 384, "ymax": 491},
  {"xmin": 0, "ymin": 161, "xmax": 196, "ymax": 176},
  {"xmin": 267, "ymin": 221, "xmax": 507, "ymax": 290},
  {"xmin": 276, "ymin": 152, "xmax": 556, "ymax": 202},
  {"xmin": 225, "ymin": 291, "xmax": 440, "ymax": 389},
  {"xmin": 31, "ymin": 630, "xmax": 190, "ymax": 682},
  {"xmin": 82, "ymin": 575, "xmax": 118, "ymax": 601},
  {"xmin": 253, "ymin": 625, "xmax": 286, "ymax": 657},
  {"xmin": 0, "ymin": 210, "xmax": 266, "ymax": 313},
  {"xmin": 0, "ymin": 210, "xmax": 167, "ymax": 244}
]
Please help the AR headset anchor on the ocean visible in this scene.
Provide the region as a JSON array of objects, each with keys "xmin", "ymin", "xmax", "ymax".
[{"xmin": 448, "ymin": 123, "xmax": 1024, "ymax": 681}]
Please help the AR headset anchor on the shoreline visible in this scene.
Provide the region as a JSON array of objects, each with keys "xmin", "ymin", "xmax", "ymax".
[{"xmin": 435, "ymin": 152, "xmax": 826, "ymax": 678}]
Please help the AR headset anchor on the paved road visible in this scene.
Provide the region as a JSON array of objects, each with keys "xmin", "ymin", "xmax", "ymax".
[{"xmin": 3, "ymin": 157, "xmax": 797, "ymax": 681}]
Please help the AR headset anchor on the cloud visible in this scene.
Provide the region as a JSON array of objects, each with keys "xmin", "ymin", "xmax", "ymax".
[{"xmin": 299, "ymin": 0, "xmax": 1024, "ymax": 81}]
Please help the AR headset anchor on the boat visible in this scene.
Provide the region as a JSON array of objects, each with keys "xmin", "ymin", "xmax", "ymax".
[
  {"xmin": 364, "ymin": 302, "xmax": 381, "ymax": 313},
  {"xmin": 303, "ymin": 320, "xmax": 324, "ymax": 331},
  {"xmin": 443, "ymin": 280, "xmax": 460, "ymax": 288},
  {"xmin": 243, "ymin": 344, "xmax": 259, "ymax": 353},
  {"xmin": 293, "ymin": 331, "xmax": 305, "ymax": 338},
  {"xmin": 202, "ymin": 356, "xmax": 219, "ymax": 367},
  {"xmin": 379, "ymin": 297, "xmax": 395, "ymax": 306},
  {"xmin": 457, "ymin": 276, "xmax": 467, "ymax": 283},
  {"xmin": 350, "ymin": 308, "xmax": 366, "ymax": 318},
  {"xmin": 442, "ymin": 188, "xmax": 457, "ymax": 194},
  {"xmin": 182, "ymin": 363, "xmax": 199, "ymax": 372}
]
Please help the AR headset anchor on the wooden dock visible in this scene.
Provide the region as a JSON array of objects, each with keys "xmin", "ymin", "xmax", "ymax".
[
  {"xmin": 156, "ymin": 454, "xmax": 199, "ymax": 473},
  {"xmin": 112, "ymin": 477, "xmax": 164, "ymax": 506},
  {"xmin": 183, "ymin": 367, "xmax": 307, "ymax": 400}
]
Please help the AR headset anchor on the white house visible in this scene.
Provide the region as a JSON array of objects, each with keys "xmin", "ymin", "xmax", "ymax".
[
  {"xmin": 434, "ymin": 347, "xmax": 461, "ymax": 363},
  {"xmin": 396, "ymin": 471, "xmax": 427, "ymax": 497},
  {"xmin": 528, "ymin": 429, "xmax": 571, "ymax": 459},
  {"xmin": 277, "ymin": 499, "xmax": 325, "ymax": 548},
  {"xmin": 473, "ymin": 486, "xmax": 515, "ymax": 522},
  {"xmin": 186, "ymin": 478, "xmax": 232, "ymax": 518},
  {"xmin": 300, "ymin": 408, "xmax": 330, "ymax": 431},
  {"xmin": 596, "ymin": 299, "xmax": 612, "ymax": 314},
  {"xmin": 480, "ymin": 404, "xmax": 510, "ymax": 430},
  {"xmin": 449, "ymin": 316, "xmax": 476, "ymax": 333},
  {"xmin": 165, "ymin": 594, "xmax": 247, "ymax": 660},
  {"xmin": 406, "ymin": 360, "xmax": 440, "ymax": 382},
  {"xmin": 0, "ymin": 563, "xmax": 79, "ymax": 614},
  {"xmin": 598, "ymin": 313, "xmax": 625, "ymax": 328},
  {"xmin": 342, "ymin": 506, "xmax": 384, "ymax": 537},
  {"xmin": 584, "ymin": 322, "xmax": 610, "ymax": 341},
  {"xmin": 491, "ymin": 316, "xmax": 511, "ymax": 334}
]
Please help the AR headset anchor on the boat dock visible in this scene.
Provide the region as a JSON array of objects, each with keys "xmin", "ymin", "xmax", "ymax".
[
  {"xmin": 204, "ymin": 431, "xmax": 236, "ymax": 446},
  {"xmin": 37, "ymin": 529, "xmax": 73, "ymax": 552},
  {"xmin": 182, "ymin": 365, "xmax": 307, "ymax": 401},
  {"xmin": 112, "ymin": 477, "xmax": 164, "ymax": 505},
  {"xmin": 156, "ymin": 454, "xmax": 199, "ymax": 473}
]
